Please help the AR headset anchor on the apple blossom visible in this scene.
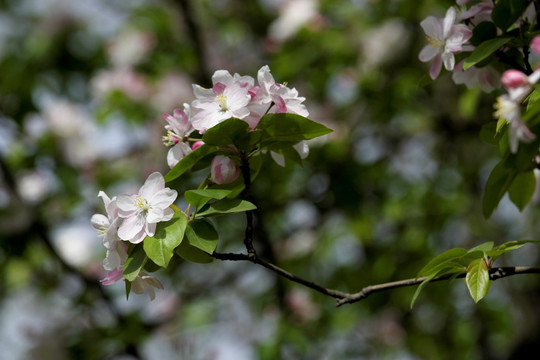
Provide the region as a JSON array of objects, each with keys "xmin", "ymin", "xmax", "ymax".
[
  {"xmin": 210, "ymin": 155, "xmax": 241, "ymax": 184},
  {"xmin": 91, "ymin": 191, "xmax": 122, "ymax": 250},
  {"xmin": 162, "ymin": 106, "xmax": 195, "ymax": 169},
  {"xmin": 131, "ymin": 272, "xmax": 164, "ymax": 301},
  {"xmin": 116, "ymin": 172, "xmax": 177, "ymax": 244},
  {"xmin": 419, "ymin": 7, "xmax": 472, "ymax": 79},
  {"xmin": 501, "ymin": 70, "xmax": 529, "ymax": 90},
  {"xmin": 452, "ymin": 60, "xmax": 500, "ymax": 93}
]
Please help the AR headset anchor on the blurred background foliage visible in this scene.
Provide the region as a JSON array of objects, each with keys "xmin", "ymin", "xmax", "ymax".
[{"xmin": 1, "ymin": 0, "xmax": 540, "ymax": 359}]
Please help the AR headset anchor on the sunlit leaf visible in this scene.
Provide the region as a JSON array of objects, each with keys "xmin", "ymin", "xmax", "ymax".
[{"xmin": 465, "ymin": 258, "xmax": 491, "ymax": 303}]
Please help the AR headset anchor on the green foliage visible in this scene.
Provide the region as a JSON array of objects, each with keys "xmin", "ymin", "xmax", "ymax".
[
  {"xmin": 466, "ymin": 258, "xmax": 491, "ymax": 303},
  {"xmin": 183, "ymin": 219, "xmax": 219, "ymax": 254},
  {"xmin": 143, "ymin": 211, "xmax": 187, "ymax": 267},
  {"xmin": 164, "ymin": 145, "xmax": 219, "ymax": 182},
  {"xmin": 123, "ymin": 244, "xmax": 147, "ymax": 282},
  {"xmin": 463, "ymin": 37, "xmax": 512, "ymax": 70},
  {"xmin": 491, "ymin": 0, "xmax": 529, "ymax": 32}
]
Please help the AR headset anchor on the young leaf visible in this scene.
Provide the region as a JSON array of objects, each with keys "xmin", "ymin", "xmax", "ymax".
[
  {"xmin": 487, "ymin": 240, "xmax": 540, "ymax": 260},
  {"xmin": 143, "ymin": 212, "xmax": 188, "ymax": 268},
  {"xmin": 508, "ymin": 171, "xmax": 536, "ymax": 211},
  {"xmin": 468, "ymin": 242, "xmax": 494, "ymax": 253},
  {"xmin": 196, "ymin": 198, "xmax": 257, "ymax": 217},
  {"xmin": 410, "ymin": 273, "xmax": 437, "ymax": 309},
  {"xmin": 184, "ymin": 219, "xmax": 219, "ymax": 254},
  {"xmin": 123, "ymin": 244, "xmax": 146, "ymax": 282},
  {"xmin": 417, "ymin": 248, "xmax": 468, "ymax": 278},
  {"xmin": 164, "ymin": 144, "xmax": 218, "ymax": 182},
  {"xmin": 258, "ymin": 113, "xmax": 332, "ymax": 143},
  {"xmin": 465, "ymin": 258, "xmax": 491, "ymax": 303},
  {"xmin": 185, "ymin": 189, "xmax": 233, "ymax": 210},
  {"xmin": 463, "ymin": 37, "xmax": 511, "ymax": 70},
  {"xmin": 202, "ymin": 118, "xmax": 250, "ymax": 146},
  {"xmin": 482, "ymin": 161, "xmax": 517, "ymax": 218}
]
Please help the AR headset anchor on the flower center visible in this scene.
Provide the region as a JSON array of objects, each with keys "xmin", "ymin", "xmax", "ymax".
[
  {"xmin": 162, "ymin": 130, "xmax": 180, "ymax": 146},
  {"xmin": 494, "ymin": 96, "xmax": 518, "ymax": 121},
  {"xmin": 134, "ymin": 195, "xmax": 150, "ymax": 212},
  {"xmin": 216, "ymin": 94, "xmax": 229, "ymax": 112},
  {"xmin": 426, "ymin": 35, "xmax": 443, "ymax": 48}
]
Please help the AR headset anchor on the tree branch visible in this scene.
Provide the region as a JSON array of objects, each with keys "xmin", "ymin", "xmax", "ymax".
[{"xmin": 211, "ymin": 248, "xmax": 540, "ymax": 307}]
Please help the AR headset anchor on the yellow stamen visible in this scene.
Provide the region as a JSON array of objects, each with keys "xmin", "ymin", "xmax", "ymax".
[
  {"xmin": 426, "ymin": 35, "xmax": 443, "ymax": 48},
  {"xmin": 134, "ymin": 195, "xmax": 150, "ymax": 212},
  {"xmin": 216, "ymin": 94, "xmax": 228, "ymax": 111}
]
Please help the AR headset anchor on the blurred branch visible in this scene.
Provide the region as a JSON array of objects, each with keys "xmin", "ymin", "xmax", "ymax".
[{"xmin": 174, "ymin": 0, "xmax": 210, "ymax": 84}]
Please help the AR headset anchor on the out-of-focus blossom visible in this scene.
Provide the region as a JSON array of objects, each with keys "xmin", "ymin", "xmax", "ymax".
[
  {"xmin": 494, "ymin": 70, "xmax": 540, "ymax": 152},
  {"xmin": 452, "ymin": 60, "xmax": 501, "ymax": 92},
  {"xmin": 419, "ymin": 7, "xmax": 473, "ymax": 79},
  {"xmin": 361, "ymin": 19, "xmax": 410, "ymax": 71},
  {"xmin": 456, "ymin": 0, "xmax": 493, "ymax": 23},
  {"xmin": 131, "ymin": 273, "xmax": 164, "ymax": 301},
  {"xmin": 192, "ymin": 141, "xmax": 204, "ymax": 150},
  {"xmin": 91, "ymin": 67, "xmax": 150, "ymax": 102},
  {"xmin": 210, "ymin": 155, "xmax": 241, "ymax": 184},
  {"xmin": 167, "ymin": 142, "xmax": 192, "ymax": 169},
  {"xmin": 531, "ymin": 36, "xmax": 540, "ymax": 56},
  {"xmin": 107, "ymin": 30, "xmax": 155, "ymax": 67},
  {"xmin": 16, "ymin": 170, "xmax": 55, "ymax": 204},
  {"xmin": 116, "ymin": 172, "xmax": 177, "ymax": 244},
  {"xmin": 502, "ymin": 69, "xmax": 529, "ymax": 90},
  {"xmin": 151, "ymin": 72, "xmax": 193, "ymax": 112},
  {"xmin": 270, "ymin": 141, "xmax": 309, "ymax": 167},
  {"xmin": 268, "ymin": 0, "xmax": 321, "ymax": 43}
]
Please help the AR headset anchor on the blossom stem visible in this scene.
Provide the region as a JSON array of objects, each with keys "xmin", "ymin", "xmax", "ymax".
[{"xmin": 240, "ymin": 152, "xmax": 256, "ymax": 258}]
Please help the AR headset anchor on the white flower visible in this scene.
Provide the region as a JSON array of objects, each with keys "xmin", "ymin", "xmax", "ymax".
[
  {"xmin": 419, "ymin": 7, "xmax": 472, "ymax": 79},
  {"xmin": 452, "ymin": 60, "xmax": 500, "ymax": 93},
  {"xmin": 210, "ymin": 155, "xmax": 241, "ymax": 184},
  {"xmin": 91, "ymin": 191, "xmax": 122, "ymax": 250},
  {"xmin": 190, "ymin": 70, "xmax": 254, "ymax": 133},
  {"xmin": 117, "ymin": 172, "xmax": 177, "ymax": 244}
]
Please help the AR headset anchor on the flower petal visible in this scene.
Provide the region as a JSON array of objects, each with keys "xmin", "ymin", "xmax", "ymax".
[
  {"xmin": 139, "ymin": 172, "xmax": 165, "ymax": 199},
  {"xmin": 117, "ymin": 213, "xmax": 145, "ymax": 241},
  {"xmin": 91, "ymin": 214, "xmax": 109, "ymax": 230}
]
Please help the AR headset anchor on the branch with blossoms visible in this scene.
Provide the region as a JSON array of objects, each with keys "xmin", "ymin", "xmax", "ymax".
[{"xmin": 90, "ymin": 1, "xmax": 540, "ymax": 307}]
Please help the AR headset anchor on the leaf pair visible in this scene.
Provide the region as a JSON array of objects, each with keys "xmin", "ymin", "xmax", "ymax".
[{"xmin": 411, "ymin": 240, "xmax": 540, "ymax": 307}]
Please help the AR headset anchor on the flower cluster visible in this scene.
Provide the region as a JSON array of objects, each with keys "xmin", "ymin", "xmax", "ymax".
[
  {"xmin": 161, "ymin": 65, "xmax": 309, "ymax": 169},
  {"xmin": 495, "ymin": 55, "xmax": 540, "ymax": 153},
  {"xmin": 92, "ymin": 172, "xmax": 177, "ymax": 299},
  {"xmin": 421, "ymin": 2, "xmax": 540, "ymax": 152},
  {"xmin": 92, "ymin": 65, "xmax": 311, "ymax": 300}
]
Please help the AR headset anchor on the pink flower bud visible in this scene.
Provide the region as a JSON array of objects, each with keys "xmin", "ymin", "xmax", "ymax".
[
  {"xmin": 531, "ymin": 36, "xmax": 540, "ymax": 56},
  {"xmin": 192, "ymin": 141, "xmax": 204, "ymax": 150},
  {"xmin": 501, "ymin": 69, "xmax": 528, "ymax": 90},
  {"xmin": 210, "ymin": 155, "xmax": 240, "ymax": 184}
]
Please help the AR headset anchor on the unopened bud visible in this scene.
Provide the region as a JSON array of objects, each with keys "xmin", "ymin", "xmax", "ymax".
[
  {"xmin": 501, "ymin": 69, "xmax": 528, "ymax": 90},
  {"xmin": 531, "ymin": 36, "xmax": 540, "ymax": 56},
  {"xmin": 210, "ymin": 155, "xmax": 240, "ymax": 184}
]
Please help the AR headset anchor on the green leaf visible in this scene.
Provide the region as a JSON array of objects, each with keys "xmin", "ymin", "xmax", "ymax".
[
  {"xmin": 487, "ymin": 240, "xmax": 540, "ymax": 260},
  {"xmin": 196, "ymin": 198, "xmax": 257, "ymax": 217},
  {"xmin": 202, "ymin": 118, "xmax": 250, "ymax": 146},
  {"xmin": 465, "ymin": 258, "xmax": 491, "ymax": 303},
  {"xmin": 125, "ymin": 280, "xmax": 132, "ymax": 300},
  {"xmin": 479, "ymin": 122, "xmax": 501, "ymax": 145},
  {"xmin": 123, "ymin": 244, "xmax": 146, "ymax": 282},
  {"xmin": 143, "ymin": 212, "xmax": 187, "ymax": 268},
  {"xmin": 463, "ymin": 37, "xmax": 512, "ymax": 70},
  {"xmin": 417, "ymin": 248, "xmax": 468, "ymax": 278},
  {"xmin": 258, "ymin": 113, "xmax": 332, "ymax": 144},
  {"xmin": 491, "ymin": 0, "xmax": 528, "ymax": 32},
  {"xmin": 468, "ymin": 242, "xmax": 494, "ymax": 253},
  {"xmin": 185, "ymin": 189, "xmax": 233, "ymax": 210},
  {"xmin": 482, "ymin": 161, "xmax": 517, "ymax": 218},
  {"xmin": 469, "ymin": 21, "xmax": 498, "ymax": 46},
  {"xmin": 410, "ymin": 273, "xmax": 437, "ymax": 309},
  {"xmin": 184, "ymin": 219, "xmax": 219, "ymax": 254},
  {"xmin": 508, "ymin": 171, "xmax": 536, "ymax": 211},
  {"xmin": 175, "ymin": 240, "xmax": 214, "ymax": 263},
  {"xmin": 164, "ymin": 144, "xmax": 218, "ymax": 182}
]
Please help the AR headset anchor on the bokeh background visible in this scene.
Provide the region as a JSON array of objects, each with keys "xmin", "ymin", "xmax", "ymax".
[{"xmin": 1, "ymin": 0, "xmax": 540, "ymax": 359}]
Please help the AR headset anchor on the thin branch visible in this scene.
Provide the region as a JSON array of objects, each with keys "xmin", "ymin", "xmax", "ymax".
[
  {"xmin": 212, "ymin": 252, "xmax": 348, "ymax": 299},
  {"xmin": 337, "ymin": 266, "xmax": 540, "ymax": 306},
  {"xmin": 211, "ymin": 249, "xmax": 540, "ymax": 307}
]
